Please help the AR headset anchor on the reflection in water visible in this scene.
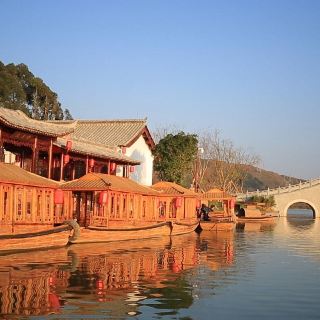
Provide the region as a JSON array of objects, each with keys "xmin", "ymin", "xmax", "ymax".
[
  {"xmin": 1, "ymin": 214, "xmax": 320, "ymax": 319},
  {"xmin": 287, "ymin": 208, "xmax": 315, "ymax": 229}
]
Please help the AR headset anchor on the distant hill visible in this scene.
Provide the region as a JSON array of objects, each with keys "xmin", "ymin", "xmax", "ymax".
[
  {"xmin": 153, "ymin": 161, "xmax": 304, "ymax": 192},
  {"xmin": 242, "ymin": 165, "xmax": 305, "ymax": 192}
]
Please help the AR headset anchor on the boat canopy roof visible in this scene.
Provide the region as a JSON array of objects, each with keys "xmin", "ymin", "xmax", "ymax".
[
  {"xmin": 202, "ymin": 188, "xmax": 235, "ymax": 200},
  {"xmin": 61, "ymin": 173, "xmax": 159, "ymax": 195},
  {"xmin": 151, "ymin": 181, "xmax": 197, "ymax": 196},
  {"xmin": 0, "ymin": 163, "xmax": 59, "ymax": 188}
]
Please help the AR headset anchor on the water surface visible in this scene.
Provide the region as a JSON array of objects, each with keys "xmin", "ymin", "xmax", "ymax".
[{"xmin": 1, "ymin": 209, "xmax": 320, "ymax": 319}]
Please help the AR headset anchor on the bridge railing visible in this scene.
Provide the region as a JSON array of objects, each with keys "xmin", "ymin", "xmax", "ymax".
[{"xmin": 237, "ymin": 177, "xmax": 320, "ymax": 199}]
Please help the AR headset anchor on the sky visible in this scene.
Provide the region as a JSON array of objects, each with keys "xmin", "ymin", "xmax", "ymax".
[{"xmin": 1, "ymin": 0, "xmax": 320, "ymax": 179}]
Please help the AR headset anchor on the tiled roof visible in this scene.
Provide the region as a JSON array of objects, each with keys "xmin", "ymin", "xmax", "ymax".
[
  {"xmin": 0, "ymin": 163, "xmax": 59, "ymax": 188},
  {"xmin": 55, "ymin": 138, "xmax": 140, "ymax": 165},
  {"xmin": 206, "ymin": 188, "xmax": 224, "ymax": 193},
  {"xmin": 61, "ymin": 173, "xmax": 159, "ymax": 195},
  {"xmin": 49, "ymin": 119, "xmax": 148, "ymax": 147},
  {"xmin": 0, "ymin": 107, "xmax": 76, "ymax": 137},
  {"xmin": 151, "ymin": 181, "xmax": 197, "ymax": 196},
  {"xmin": 202, "ymin": 188, "xmax": 234, "ymax": 199}
]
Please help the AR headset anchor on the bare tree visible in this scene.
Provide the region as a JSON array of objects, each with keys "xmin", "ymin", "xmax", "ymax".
[
  {"xmin": 198, "ymin": 130, "xmax": 260, "ymax": 194},
  {"xmin": 151, "ymin": 124, "xmax": 181, "ymax": 144}
]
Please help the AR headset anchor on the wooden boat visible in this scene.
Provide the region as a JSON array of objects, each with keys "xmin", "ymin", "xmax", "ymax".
[
  {"xmin": 236, "ymin": 203, "xmax": 276, "ymax": 223},
  {"xmin": 0, "ymin": 220, "xmax": 79, "ymax": 255},
  {"xmin": 236, "ymin": 215, "xmax": 275, "ymax": 223},
  {"xmin": 171, "ymin": 220, "xmax": 200, "ymax": 236},
  {"xmin": 69, "ymin": 221, "xmax": 172, "ymax": 244},
  {"xmin": 151, "ymin": 181, "xmax": 200, "ymax": 236},
  {"xmin": 0, "ymin": 164, "xmax": 81, "ymax": 254},
  {"xmin": 199, "ymin": 217, "xmax": 235, "ymax": 232},
  {"xmin": 60, "ymin": 175, "xmax": 200, "ymax": 244}
]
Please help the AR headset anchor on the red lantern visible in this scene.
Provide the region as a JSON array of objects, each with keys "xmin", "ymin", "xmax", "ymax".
[
  {"xmin": 129, "ymin": 166, "xmax": 135, "ymax": 173},
  {"xmin": 63, "ymin": 154, "xmax": 70, "ymax": 164},
  {"xmin": 66, "ymin": 140, "xmax": 72, "ymax": 151},
  {"xmin": 89, "ymin": 159, "xmax": 95, "ymax": 167},
  {"xmin": 99, "ymin": 191, "xmax": 108, "ymax": 205},
  {"xmin": 110, "ymin": 162, "xmax": 116, "ymax": 171},
  {"xmin": 121, "ymin": 147, "xmax": 126, "ymax": 154},
  {"xmin": 54, "ymin": 189, "xmax": 64, "ymax": 204},
  {"xmin": 230, "ymin": 198, "xmax": 235, "ymax": 208},
  {"xmin": 96, "ymin": 279, "xmax": 104, "ymax": 290},
  {"xmin": 196, "ymin": 199, "xmax": 201, "ymax": 209},
  {"xmin": 175, "ymin": 197, "xmax": 183, "ymax": 208}
]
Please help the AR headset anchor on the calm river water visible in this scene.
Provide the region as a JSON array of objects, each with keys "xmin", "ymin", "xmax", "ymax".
[{"xmin": 1, "ymin": 209, "xmax": 320, "ymax": 320}]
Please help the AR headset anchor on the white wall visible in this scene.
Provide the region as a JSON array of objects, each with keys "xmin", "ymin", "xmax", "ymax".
[{"xmin": 125, "ymin": 136, "xmax": 154, "ymax": 186}]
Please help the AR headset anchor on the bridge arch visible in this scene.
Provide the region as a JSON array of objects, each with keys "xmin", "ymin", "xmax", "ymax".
[{"xmin": 282, "ymin": 199, "xmax": 318, "ymax": 218}]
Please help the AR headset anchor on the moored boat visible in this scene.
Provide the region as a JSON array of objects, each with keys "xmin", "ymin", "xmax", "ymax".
[
  {"xmin": 0, "ymin": 163, "xmax": 80, "ymax": 254},
  {"xmin": 60, "ymin": 174, "xmax": 200, "ymax": 243},
  {"xmin": 199, "ymin": 217, "xmax": 235, "ymax": 232},
  {"xmin": 236, "ymin": 203, "xmax": 276, "ymax": 223},
  {"xmin": 151, "ymin": 181, "xmax": 200, "ymax": 236},
  {"xmin": 69, "ymin": 221, "xmax": 172, "ymax": 244},
  {"xmin": 236, "ymin": 215, "xmax": 275, "ymax": 223},
  {"xmin": 171, "ymin": 220, "xmax": 200, "ymax": 236},
  {"xmin": 0, "ymin": 220, "xmax": 79, "ymax": 254}
]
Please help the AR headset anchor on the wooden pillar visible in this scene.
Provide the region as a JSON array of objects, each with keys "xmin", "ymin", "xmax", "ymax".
[
  {"xmin": 0, "ymin": 128, "xmax": 4, "ymax": 162},
  {"xmin": 86, "ymin": 155, "xmax": 89, "ymax": 174},
  {"xmin": 72, "ymin": 162, "xmax": 75, "ymax": 180},
  {"xmin": 32, "ymin": 137, "xmax": 38, "ymax": 174},
  {"xmin": 60, "ymin": 153, "xmax": 64, "ymax": 181},
  {"xmin": 48, "ymin": 139, "xmax": 53, "ymax": 179}
]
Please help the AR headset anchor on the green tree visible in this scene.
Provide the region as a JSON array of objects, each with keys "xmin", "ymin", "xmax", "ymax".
[
  {"xmin": 153, "ymin": 132, "xmax": 198, "ymax": 185},
  {"xmin": 0, "ymin": 61, "xmax": 72, "ymax": 120},
  {"xmin": 0, "ymin": 62, "xmax": 28, "ymax": 113}
]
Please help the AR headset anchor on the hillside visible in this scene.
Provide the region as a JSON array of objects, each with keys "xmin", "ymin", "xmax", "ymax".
[
  {"xmin": 153, "ymin": 161, "xmax": 304, "ymax": 192},
  {"xmin": 242, "ymin": 165, "xmax": 304, "ymax": 192}
]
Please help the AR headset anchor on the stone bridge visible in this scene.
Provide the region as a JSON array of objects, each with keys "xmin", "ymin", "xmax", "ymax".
[{"xmin": 237, "ymin": 178, "xmax": 320, "ymax": 217}]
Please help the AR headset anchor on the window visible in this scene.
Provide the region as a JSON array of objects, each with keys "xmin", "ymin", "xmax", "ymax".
[
  {"xmin": 3, "ymin": 192, "xmax": 8, "ymax": 219},
  {"xmin": 169, "ymin": 200, "xmax": 177, "ymax": 218},
  {"xmin": 159, "ymin": 201, "xmax": 166, "ymax": 218},
  {"xmin": 129, "ymin": 197, "xmax": 134, "ymax": 219},
  {"xmin": 17, "ymin": 189, "xmax": 23, "ymax": 217},
  {"xmin": 26, "ymin": 189, "xmax": 32, "ymax": 217},
  {"xmin": 110, "ymin": 194, "xmax": 115, "ymax": 218},
  {"xmin": 116, "ymin": 194, "xmax": 120, "ymax": 219},
  {"xmin": 37, "ymin": 193, "xmax": 42, "ymax": 218},
  {"xmin": 142, "ymin": 201, "xmax": 146, "ymax": 218},
  {"xmin": 46, "ymin": 192, "xmax": 51, "ymax": 219}
]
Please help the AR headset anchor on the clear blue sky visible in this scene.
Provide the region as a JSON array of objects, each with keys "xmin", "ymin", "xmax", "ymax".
[{"xmin": 1, "ymin": 0, "xmax": 320, "ymax": 179}]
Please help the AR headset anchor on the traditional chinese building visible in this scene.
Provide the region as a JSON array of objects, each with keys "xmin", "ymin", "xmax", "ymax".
[
  {"xmin": 50, "ymin": 118, "xmax": 155, "ymax": 185},
  {"xmin": 0, "ymin": 107, "xmax": 154, "ymax": 185}
]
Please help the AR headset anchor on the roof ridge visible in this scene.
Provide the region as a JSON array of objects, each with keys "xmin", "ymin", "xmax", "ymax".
[
  {"xmin": 92, "ymin": 173, "xmax": 112, "ymax": 188},
  {"xmin": 60, "ymin": 137, "xmax": 116, "ymax": 150},
  {"xmin": 76, "ymin": 119, "xmax": 147, "ymax": 124}
]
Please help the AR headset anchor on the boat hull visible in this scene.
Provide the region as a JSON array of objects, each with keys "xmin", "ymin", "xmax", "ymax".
[
  {"xmin": 236, "ymin": 216, "xmax": 275, "ymax": 223},
  {"xmin": 0, "ymin": 224, "xmax": 73, "ymax": 254},
  {"xmin": 171, "ymin": 220, "xmax": 199, "ymax": 236},
  {"xmin": 69, "ymin": 221, "xmax": 172, "ymax": 244},
  {"xmin": 199, "ymin": 219, "xmax": 235, "ymax": 232}
]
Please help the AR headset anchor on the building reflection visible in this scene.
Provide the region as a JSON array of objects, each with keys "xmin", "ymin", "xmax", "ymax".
[{"xmin": 0, "ymin": 232, "xmax": 237, "ymax": 318}]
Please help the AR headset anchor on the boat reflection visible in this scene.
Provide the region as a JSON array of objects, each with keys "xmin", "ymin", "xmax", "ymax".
[
  {"xmin": 236, "ymin": 220, "xmax": 276, "ymax": 232},
  {"xmin": 0, "ymin": 232, "xmax": 237, "ymax": 318}
]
